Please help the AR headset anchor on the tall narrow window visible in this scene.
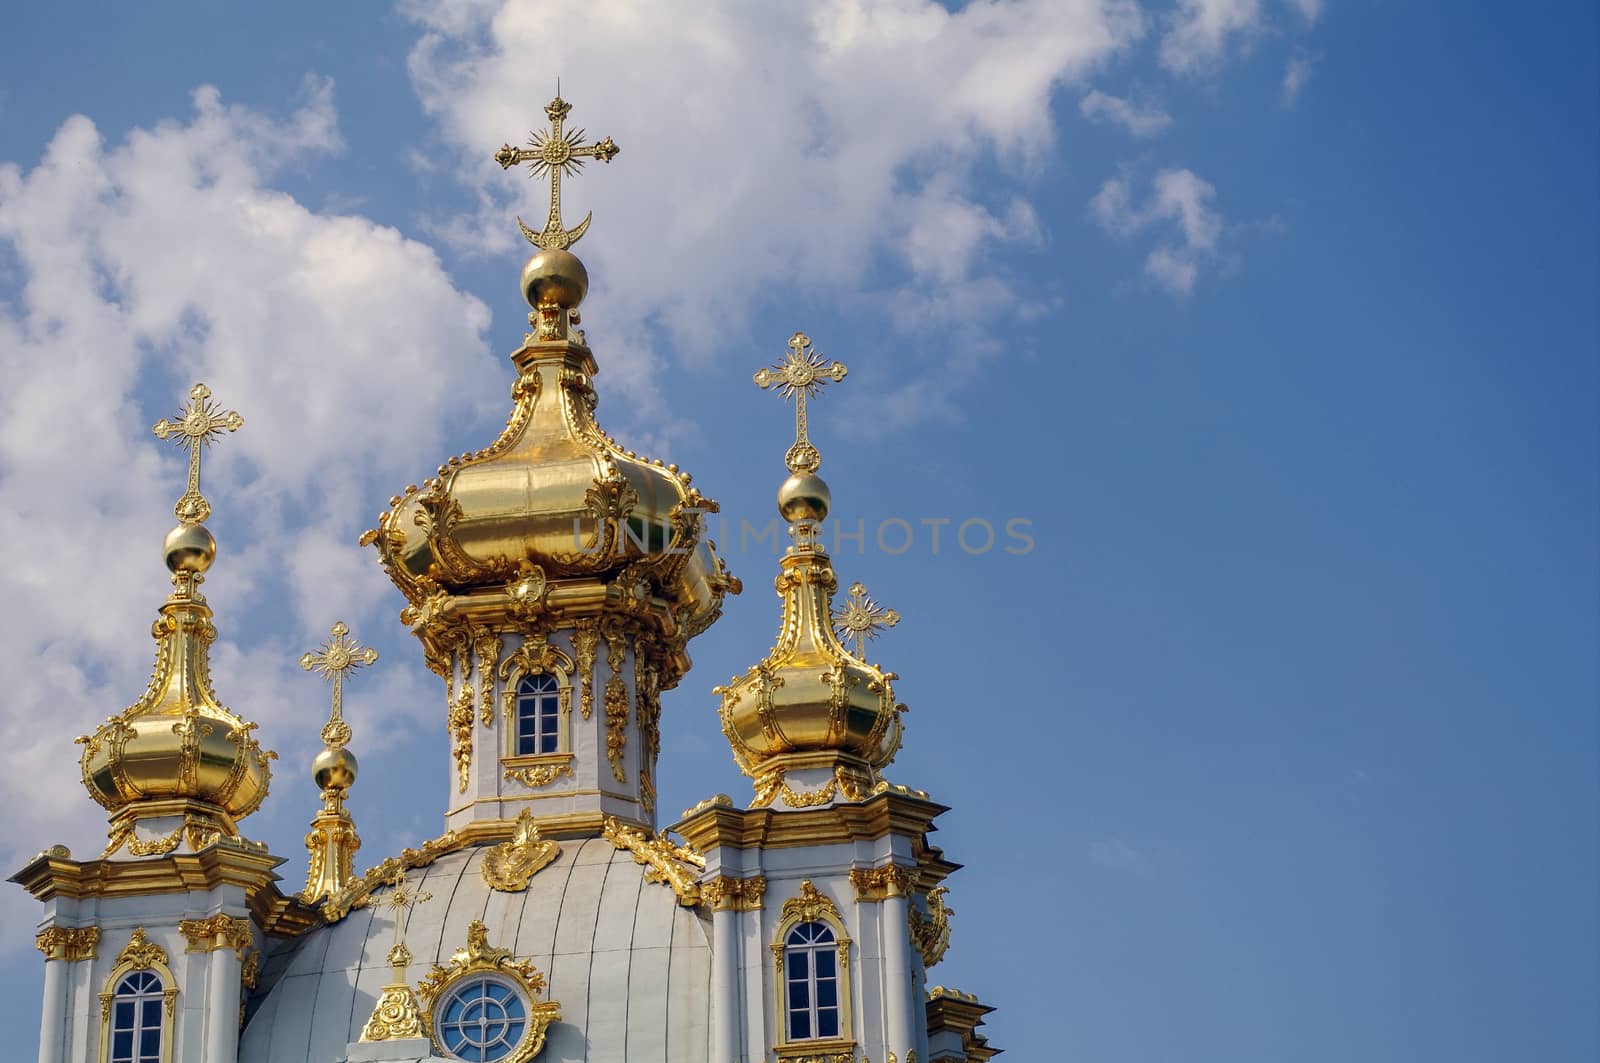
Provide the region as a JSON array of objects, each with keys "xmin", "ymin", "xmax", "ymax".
[
  {"xmin": 784, "ymin": 921, "xmax": 841, "ymax": 1041},
  {"xmin": 109, "ymin": 971, "xmax": 164, "ymax": 1063},
  {"xmin": 515, "ymin": 674, "xmax": 560, "ymax": 755}
]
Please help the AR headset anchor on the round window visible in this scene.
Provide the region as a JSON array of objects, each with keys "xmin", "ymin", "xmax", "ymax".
[{"xmin": 435, "ymin": 975, "xmax": 529, "ymax": 1062}]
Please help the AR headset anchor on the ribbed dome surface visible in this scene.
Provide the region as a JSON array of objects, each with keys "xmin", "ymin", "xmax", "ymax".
[{"xmin": 241, "ymin": 840, "xmax": 710, "ymax": 1063}]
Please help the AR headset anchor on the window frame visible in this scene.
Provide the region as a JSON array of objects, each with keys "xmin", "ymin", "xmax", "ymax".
[
  {"xmin": 432, "ymin": 973, "xmax": 531, "ymax": 1063},
  {"xmin": 513, "ymin": 673, "xmax": 563, "ymax": 757},
  {"xmin": 497, "ymin": 638, "xmax": 576, "ymax": 790},
  {"xmin": 97, "ymin": 929, "xmax": 177, "ymax": 1063},
  {"xmin": 770, "ymin": 881, "xmax": 855, "ymax": 1058}
]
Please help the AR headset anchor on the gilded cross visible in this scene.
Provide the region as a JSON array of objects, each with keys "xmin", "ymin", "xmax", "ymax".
[
  {"xmin": 495, "ymin": 96, "xmax": 620, "ymax": 251},
  {"xmin": 301, "ymin": 621, "xmax": 379, "ymax": 750},
  {"xmin": 833, "ymin": 582, "xmax": 900, "ymax": 658},
  {"xmin": 151, "ymin": 383, "xmax": 243, "ymax": 524},
  {"xmin": 753, "ymin": 332, "xmax": 848, "ymax": 474},
  {"xmin": 376, "ymin": 867, "xmax": 432, "ymax": 968}
]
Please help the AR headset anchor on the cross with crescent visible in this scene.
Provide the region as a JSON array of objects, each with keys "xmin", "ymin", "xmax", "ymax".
[
  {"xmin": 151, "ymin": 382, "xmax": 243, "ymax": 525},
  {"xmin": 753, "ymin": 332, "xmax": 848, "ymax": 474},
  {"xmin": 301, "ymin": 621, "xmax": 379, "ymax": 751},
  {"xmin": 494, "ymin": 96, "xmax": 620, "ymax": 251}
]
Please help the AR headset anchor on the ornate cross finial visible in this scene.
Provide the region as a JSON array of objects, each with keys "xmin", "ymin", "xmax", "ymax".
[
  {"xmin": 494, "ymin": 96, "xmax": 620, "ymax": 251},
  {"xmin": 833, "ymin": 582, "xmax": 900, "ymax": 658},
  {"xmin": 151, "ymin": 383, "xmax": 243, "ymax": 524},
  {"xmin": 361, "ymin": 869, "xmax": 433, "ymax": 1042},
  {"xmin": 754, "ymin": 332, "xmax": 848, "ymax": 474},
  {"xmin": 300, "ymin": 621, "xmax": 379, "ymax": 750}
]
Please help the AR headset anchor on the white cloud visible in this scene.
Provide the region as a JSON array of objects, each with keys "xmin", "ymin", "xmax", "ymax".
[
  {"xmin": 1089, "ymin": 838, "xmax": 1153, "ymax": 877},
  {"xmin": 1080, "ymin": 89, "xmax": 1173, "ymax": 137},
  {"xmin": 1287, "ymin": 0, "xmax": 1324, "ymax": 21},
  {"xmin": 0, "ymin": 80, "xmax": 493, "ymax": 918},
  {"xmin": 1090, "ymin": 167, "xmax": 1224, "ymax": 295},
  {"xmin": 1160, "ymin": 0, "xmax": 1262, "ymax": 74},
  {"xmin": 401, "ymin": 0, "xmax": 1146, "ymax": 429},
  {"xmin": 1282, "ymin": 52, "xmax": 1318, "ymax": 104}
]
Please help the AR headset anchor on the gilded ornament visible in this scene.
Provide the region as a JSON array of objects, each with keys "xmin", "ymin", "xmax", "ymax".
[
  {"xmin": 849, "ymin": 864, "xmax": 916, "ymax": 902},
  {"xmin": 300, "ymin": 620, "xmax": 379, "ymax": 751},
  {"xmin": 494, "ymin": 95, "xmax": 620, "ymax": 251},
  {"xmin": 150, "ymin": 382, "xmax": 243, "ymax": 525},
  {"xmin": 781, "ymin": 879, "xmax": 841, "ymax": 924},
  {"xmin": 320, "ymin": 829, "xmax": 464, "ymax": 923},
  {"xmin": 417, "ymin": 921, "xmax": 561, "ymax": 1062},
  {"xmin": 503, "ymin": 759, "xmax": 575, "ymax": 789},
  {"xmin": 472, "ymin": 626, "xmax": 504, "ymax": 727},
  {"xmin": 449, "ymin": 684, "xmax": 475, "ymax": 794},
  {"xmin": 754, "ymin": 333, "xmax": 848, "ymax": 475},
  {"xmin": 114, "ymin": 928, "xmax": 170, "ymax": 972},
  {"xmin": 361, "ymin": 868, "xmax": 433, "ymax": 1042},
  {"xmin": 635, "ymin": 643, "xmax": 661, "ymax": 814},
  {"xmin": 573, "ymin": 619, "xmax": 599, "ymax": 720},
  {"xmin": 908, "ymin": 886, "xmax": 953, "ymax": 968},
  {"xmin": 603, "ymin": 816, "xmax": 705, "ymax": 906},
  {"xmin": 126, "ymin": 824, "xmax": 185, "ymax": 857},
  {"xmin": 703, "ymin": 875, "xmax": 767, "ymax": 912},
  {"xmin": 35, "ymin": 926, "xmax": 100, "ymax": 962},
  {"xmin": 481, "ymin": 809, "xmax": 562, "ymax": 892},
  {"xmin": 602, "ymin": 624, "xmax": 629, "ymax": 783},
  {"xmin": 833, "ymin": 582, "xmax": 900, "ymax": 659},
  {"xmin": 178, "ymin": 913, "xmax": 253, "ymax": 956}
]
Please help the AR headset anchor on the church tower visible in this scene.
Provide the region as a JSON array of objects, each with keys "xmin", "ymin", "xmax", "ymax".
[{"xmin": 12, "ymin": 91, "xmax": 999, "ymax": 1063}]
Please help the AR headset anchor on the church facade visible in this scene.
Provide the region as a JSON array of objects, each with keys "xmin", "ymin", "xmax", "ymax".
[{"xmin": 12, "ymin": 96, "xmax": 1001, "ymax": 1063}]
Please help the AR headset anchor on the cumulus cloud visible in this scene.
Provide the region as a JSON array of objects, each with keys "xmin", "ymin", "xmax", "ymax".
[
  {"xmin": 1080, "ymin": 89, "xmax": 1173, "ymax": 137},
  {"xmin": 1090, "ymin": 167, "xmax": 1224, "ymax": 295},
  {"xmin": 1160, "ymin": 0, "xmax": 1262, "ymax": 74},
  {"xmin": 400, "ymin": 0, "xmax": 1146, "ymax": 429},
  {"xmin": 0, "ymin": 80, "xmax": 493, "ymax": 921}
]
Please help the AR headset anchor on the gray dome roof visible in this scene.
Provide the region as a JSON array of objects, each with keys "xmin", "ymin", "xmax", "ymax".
[{"xmin": 242, "ymin": 838, "xmax": 711, "ymax": 1063}]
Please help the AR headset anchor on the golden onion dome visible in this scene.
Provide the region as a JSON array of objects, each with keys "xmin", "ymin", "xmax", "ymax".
[
  {"xmin": 716, "ymin": 333, "xmax": 906, "ymax": 807},
  {"xmin": 364, "ymin": 248, "xmax": 738, "ymax": 674},
  {"xmin": 77, "ymin": 524, "xmax": 276, "ymax": 852}
]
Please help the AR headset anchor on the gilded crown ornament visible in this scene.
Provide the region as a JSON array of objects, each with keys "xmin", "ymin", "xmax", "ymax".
[
  {"xmin": 151, "ymin": 382, "xmax": 243, "ymax": 525},
  {"xmin": 78, "ymin": 383, "xmax": 274, "ymax": 857},
  {"xmin": 299, "ymin": 621, "xmax": 378, "ymax": 903},
  {"xmin": 714, "ymin": 335, "xmax": 906, "ymax": 809},
  {"xmin": 495, "ymin": 95, "xmax": 619, "ymax": 251},
  {"xmin": 360, "ymin": 868, "xmax": 432, "ymax": 1042}
]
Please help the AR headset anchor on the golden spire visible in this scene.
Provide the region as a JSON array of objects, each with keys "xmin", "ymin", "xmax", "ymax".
[
  {"xmin": 495, "ymin": 96, "xmax": 620, "ymax": 250},
  {"xmin": 714, "ymin": 334, "xmax": 906, "ymax": 809},
  {"xmin": 299, "ymin": 621, "xmax": 378, "ymax": 903},
  {"xmin": 151, "ymin": 382, "xmax": 243, "ymax": 524},
  {"xmin": 754, "ymin": 332, "xmax": 848, "ymax": 475},
  {"xmin": 833, "ymin": 582, "xmax": 900, "ymax": 658},
  {"xmin": 361, "ymin": 868, "xmax": 432, "ymax": 1042},
  {"xmin": 78, "ymin": 382, "xmax": 273, "ymax": 857}
]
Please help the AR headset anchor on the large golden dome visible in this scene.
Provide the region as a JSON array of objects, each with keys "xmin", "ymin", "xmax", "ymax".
[{"xmin": 364, "ymin": 248, "xmax": 737, "ymax": 684}]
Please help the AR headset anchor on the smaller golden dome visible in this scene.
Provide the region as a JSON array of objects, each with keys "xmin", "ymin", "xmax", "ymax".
[
  {"xmin": 778, "ymin": 472, "xmax": 830, "ymax": 524},
  {"xmin": 521, "ymin": 248, "xmax": 588, "ymax": 309},
  {"xmin": 313, "ymin": 746, "xmax": 359, "ymax": 792},
  {"xmin": 163, "ymin": 522, "xmax": 215, "ymax": 574}
]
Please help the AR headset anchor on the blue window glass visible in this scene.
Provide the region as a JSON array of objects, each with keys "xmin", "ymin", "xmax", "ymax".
[
  {"xmin": 784, "ymin": 920, "xmax": 842, "ymax": 1042},
  {"xmin": 515, "ymin": 674, "xmax": 561, "ymax": 756},
  {"xmin": 437, "ymin": 976, "xmax": 529, "ymax": 1062},
  {"xmin": 109, "ymin": 970, "xmax": 164, "ymax": 1063}
]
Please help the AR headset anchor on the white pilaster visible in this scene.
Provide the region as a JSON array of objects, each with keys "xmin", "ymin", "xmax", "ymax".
[
  {"xmin": 882, "ymin": 892, "xmax": 916, "ymax": 1056},
  {"xmin": 712, "ymin": 906, "xmax": 742, "ymax": 1063},
  {"xmin": 204, "ymin": 948, "xmax": 240, "ymax": 1063},
  {"xmin": 37, "ymin": 957, "xmax": 66, "ymax": 1063}
]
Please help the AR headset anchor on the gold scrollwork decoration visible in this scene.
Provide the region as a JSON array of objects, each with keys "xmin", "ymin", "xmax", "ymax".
[
  {"xmin": 417, "ymin": 921, "xmax": 561, "ymax": 1062},
  {"xmin": 908, "ymin": 885, "xmax": 954, "ymax": 968},
  {"xmin": 602, "ymin": 623, "xmax": 629, "ymax": 782},
  {"xmin": 503, "ymin": 758, "xmax": 574, "ymax": 789},
  {"xmin": 178, "ymin": 913, "xmax": 253, "ymax": 957},
  {"xmin": 481, "ymin": 808, "xmax": 562, "ymax": 892},
  {"xmin": 849, "ymin": 864, "xmax": 916, "ymax": 902},
  {"xmin": 126, "ymin": 824, "xmax": 185, "ymax": 856},
  {"xmin": 703, "ymin": 875, "xmax": 767, "ymax": 912},
  {"xmin": 603, "ymin": 816, "xmax": 705, "ymax": 906},
  {"xmin": 35, "ymin": 926, "xmax": 100, "ymax": 962}
]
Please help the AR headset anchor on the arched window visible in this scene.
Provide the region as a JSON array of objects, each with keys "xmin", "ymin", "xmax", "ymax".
[
  {"xmin": 515, "ymin": 674, "xmax": 560, "ymax": 756},
  {"xmin": 784, "ymin": 921, "xmax": 842, "ymax": 1041},
  {"xmin": 98, "ymin": 929, "xmax": 176, "ymax": 1063},
  {"xmin": 108, "ymin": 971, "xmax": 164, "ymax": 1063}
]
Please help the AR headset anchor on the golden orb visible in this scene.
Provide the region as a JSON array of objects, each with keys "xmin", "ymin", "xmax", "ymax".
[
  {"xmin": 163, "ymin": 523, "xmax": 216, "ymax": 573},
  {"xmin": 520, "ymin": 249, "xmax": 588, "ymax": 309},
  {"xmin": 778, "ymin": 472, "xmax": 831, "ymax": 523},
  {"xmin": 313, "ymin": 746, "xmax": 359, "ymax": 792}
]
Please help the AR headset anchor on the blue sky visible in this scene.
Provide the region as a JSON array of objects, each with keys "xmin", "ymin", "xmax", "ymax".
[{"xmin": 0, "ymin": 2, "xmax": 1595, "ymax": 1061}]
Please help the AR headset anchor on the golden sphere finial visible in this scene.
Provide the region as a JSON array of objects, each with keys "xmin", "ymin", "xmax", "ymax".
[
  {"xmin": 778, "ymin": 472, "xmax": 831, "ymax": 524},
  {"xmin": 163, "ymin": 522, "xmax": 216, "ymax": 573},
  {"xmin": 313, "ymin": 745, "xmax": 359, "ymax": 792},
  {"xmin": 520, "ymin": 249, "xmax": 588, "ymax": 310}
]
